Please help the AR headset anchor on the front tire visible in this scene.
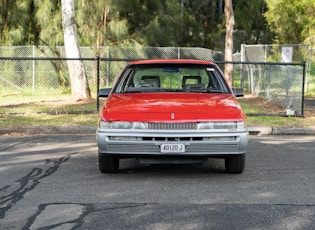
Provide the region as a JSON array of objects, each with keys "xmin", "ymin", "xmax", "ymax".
[
  {"xmin": 225, "ymin": 154, "xmax": 245, "ymax": 174},
  {"xmin": 99, "ymin": 153, "xmax": 119, "ymax": 173}
]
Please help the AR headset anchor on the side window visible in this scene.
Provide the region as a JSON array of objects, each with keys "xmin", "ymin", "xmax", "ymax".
[
  {"xmin": 208, "ymin": 72, "xmax": 219, "ymax": 90},
  {"xmin": 115, "ymin": 68, "xmax": 134, "ymax": 92},
  {"xmin": 207, "ymin": 68, "xmax": 230, "ymax": 92}
]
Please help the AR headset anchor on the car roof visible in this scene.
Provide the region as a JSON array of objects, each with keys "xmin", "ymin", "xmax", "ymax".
[{"xmin": 129, "ymin": 59, "xmax": 214, "ymax": 65}]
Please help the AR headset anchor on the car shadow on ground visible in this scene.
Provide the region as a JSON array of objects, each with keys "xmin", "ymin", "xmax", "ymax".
[{"xmin": 115, "ymin": 158, "xmax": 227, "ymax": 175}]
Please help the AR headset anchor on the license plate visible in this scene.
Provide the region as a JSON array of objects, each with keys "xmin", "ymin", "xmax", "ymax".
[{"xmin": 160, "ymin": 144, "xmax": 185, "ymax": 153}]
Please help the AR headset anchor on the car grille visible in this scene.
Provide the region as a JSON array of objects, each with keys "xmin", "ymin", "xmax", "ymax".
[
  {"xmin": 107, "ymin": 143, "xmax": 239, "ymax": 153},
  {"xmin": 108, "ymin": 144, "xmax": 159, "ymax": 152},
  {"xmin": 148, "ymin": 123, "xmax": 197, "ymax": 130},
  {"xmin": 109, "ymin": 136, "xmax": 237, "ymax": 142}
]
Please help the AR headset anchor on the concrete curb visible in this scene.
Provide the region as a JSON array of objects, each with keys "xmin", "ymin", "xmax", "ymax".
[
  {"xmin": 247, "ymin": 127, "xmax": 273, "ymax": 135},
  {"xmin": 248, "ymin": 126, "xmax": 315, "ymax": 135},
  {"xmin": 272, "ymin": 127, "xmax": 315, "ymax": 135},
  {"xmin": 1, "ymin": 126, "xmax": 315, "ymax": 136}
]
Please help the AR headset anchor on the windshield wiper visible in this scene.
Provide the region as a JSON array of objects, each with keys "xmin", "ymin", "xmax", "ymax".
[
  {"xmin": 123, "ymin": 90, "xmax": 144, "ymax": 93},
  {"xmin": 124, "ymin": 87, "xmax": 166, "ymax": 93}
]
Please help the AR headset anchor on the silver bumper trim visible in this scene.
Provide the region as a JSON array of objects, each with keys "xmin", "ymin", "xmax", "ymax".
[{"xmin": 96, "ymin": 128, "xmax": 248, "ymax": 156}]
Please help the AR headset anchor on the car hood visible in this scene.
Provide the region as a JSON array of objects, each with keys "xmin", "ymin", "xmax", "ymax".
[{"xmin": 102, "ymin": 93, "xmax": 244, "ymax": 122}]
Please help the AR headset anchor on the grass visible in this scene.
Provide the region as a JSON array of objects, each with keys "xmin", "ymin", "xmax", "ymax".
[
  {"xmin": 1, "ymin": 113, "xmax": 314, "ymax": 129},
  {"xmin": 238, "ymin": 101, "xmax": 264, "ymax": 114},
  {"xmin": 0, "ymin": 113, "xmax": 99, "ymax": 127},
  {"xmin": 0, "ymin": 68, "xmax": 314, "ymax": 129},
  {"xmin": 246, "ymin": 116, "xmax": 315, "ymax": 128},
  {"xmin": 0, "ymin": 100, "xmax": 97, "ymax": 114},
  {"xmin": 0, "ymin": 92, "xmax": 101, "ymax": 128}
]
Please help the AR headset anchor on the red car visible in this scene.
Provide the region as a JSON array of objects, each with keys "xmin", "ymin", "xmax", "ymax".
[{"xmin": 96, "ymin": 59, "xmax": 248, "ymax": 173}]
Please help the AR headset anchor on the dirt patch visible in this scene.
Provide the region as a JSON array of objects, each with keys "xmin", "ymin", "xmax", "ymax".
[
  {"xmin": 238, "ymin": 95, "xmax": 288, "ymax": 115},
  {"xmin": 239, "ymin": 95, "xmax": 315, "ymax": 117}
]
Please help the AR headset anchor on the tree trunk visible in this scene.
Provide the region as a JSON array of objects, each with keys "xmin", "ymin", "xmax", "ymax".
[
  {"xmin": 61, "ymin": 0, "xmax": 91, "ymax": 101},
  {"xmin": 224, "ymin": 0, "xmax": 234, "ymax": 86}
]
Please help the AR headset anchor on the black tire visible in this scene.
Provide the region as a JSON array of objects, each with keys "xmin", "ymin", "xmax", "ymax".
[
  {"xmin": 98, "ymin": 153, "xmax": 119, "ymax": 173},
  {"xmin": 225, "ymin": 154, "xmax": 245, "ymax": 174}
]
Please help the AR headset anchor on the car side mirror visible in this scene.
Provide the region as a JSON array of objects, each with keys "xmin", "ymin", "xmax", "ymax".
[
  {"xmin": 98, "ymin": 88, "xmax": 112, "ymax": 97},
  {"xmin": 232, "ymin": 88, "xmax": 244, "ymax": 97}
]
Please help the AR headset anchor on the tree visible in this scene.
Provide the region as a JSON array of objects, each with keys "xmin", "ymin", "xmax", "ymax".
[
  {"xmin": 76, "ymin": 0, "xmax": 131, "ymax": 49},
  {"xmin": 77, "ymin": 1, "xmax": 110, "ymax": 50},
  {"xmin": 0, "ymin": 0, "xmax": 29, "ymax": 45},
  {"xmin": 264, "ymin": 0, "xmax": 315, "ymax": 47},
  {"xmin": 113, "ymin": 0, "xmax": 218, "ymax": 48},
  {"xmin": 224, "ymin": 0, "xmax": 234, "ymax": 86},
  {"xmin": 234, "ymin": 0, "xmax": 272, "ymax": 45},
  {"xmin": 1, "ymin": 0, "xmax": 273, "ymax": 51},
  {"xmin": 185, "ymin": 0, "xmax": 223, "ymax": 49},
  {"xmin": 34, "ymin": 0, "xmax": 63, "ymax": 47},
  {"xmin": 61, "ymin": 0, "xmax": 91, "ymax": 100}
]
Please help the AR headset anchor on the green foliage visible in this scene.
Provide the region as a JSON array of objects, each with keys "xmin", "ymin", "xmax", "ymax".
[
  {"xmin": 0, "ymin": 0, "xmax": 272, "ymax": 50},
  {"xmin": 0, "ymin": 0, "xmax": 30, "ymax": 45},
  {"xmin": 234, "ymin": 0, "xmax": 272, "ymax": 45},
  {"xmin": 305, "ymin": 63, "xmax": 315, "ymax": 97},
  {"xmin": 34, "ymin": 0, "xmax": 63, "ymax": 47},
  {"xmin": 265, "ymin": 0, "xmax": 315, "ymax": 46}
]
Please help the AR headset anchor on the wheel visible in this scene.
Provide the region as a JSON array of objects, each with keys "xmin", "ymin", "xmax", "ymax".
[
  {"xmin": 98, "ymin": 152, "xmax": 119, "ymax": 173},
  {"xmin": 225, "ymin": 154, "xmax": 245, "ymax": 174}
]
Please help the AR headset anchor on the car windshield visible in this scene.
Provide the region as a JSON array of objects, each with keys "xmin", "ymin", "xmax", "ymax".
[{"xmin": 114, "ymin": 64, "xmax": 231, "ymax": 94}]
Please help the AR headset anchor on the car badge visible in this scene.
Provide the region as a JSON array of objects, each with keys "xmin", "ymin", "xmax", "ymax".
[{"xmin": 171, "ymin": 113, "xmax": 175, "ymax": 119}]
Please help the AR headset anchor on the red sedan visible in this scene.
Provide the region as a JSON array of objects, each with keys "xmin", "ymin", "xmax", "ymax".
[{"xmin": 96, "ymin": 59, "xmax": 248, "ymax": 173}]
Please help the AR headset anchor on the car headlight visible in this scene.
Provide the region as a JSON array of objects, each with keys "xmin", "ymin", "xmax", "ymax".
[
  {"xmin": 197, "ymin": 121, "xmax": 245, "ymax": 130},
  {"xmin": 236, "ymin": 121, "xmax": 245, "ymax": 129},
  {"xmin": 100, "ymin": 121, "xmax": 148, "ymax": 129}
]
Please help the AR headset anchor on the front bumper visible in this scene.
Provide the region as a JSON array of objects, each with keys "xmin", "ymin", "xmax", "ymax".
[{"xmin": 96, "ymin": 128, "xmax": 248, "ymax": 157}]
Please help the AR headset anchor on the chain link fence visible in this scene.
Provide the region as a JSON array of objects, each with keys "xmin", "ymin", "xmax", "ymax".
[
  {"xmin": 0, "ymin": 57, "xmax": 130, "ymax": 116},
  {"xmin": 0, "ymin": 46, "xmax": 307, "ymax": 119},
  {"xmin": 241, "ymin": 44, "xmax": 311, "ymax": 91},
  {"xmin": 216, "ymin": 61, "xmax": 305, "ymax": 117}
]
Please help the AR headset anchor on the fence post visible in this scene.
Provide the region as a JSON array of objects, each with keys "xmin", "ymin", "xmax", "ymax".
[
  {"xmin": 267, "ymin": 64, "xmax": 271, "ymax": 99},
  {"xmin": 285, "ymin": 65, "xmax": 290, "ymax": 110},
  {"xmin": 301, "ymin": 62, "xmax": 306, "ymax": 117},
  {"xmin": 96, "ymin": 56, "xmax": 100, "ymax": 111},
  {"xmin": 32, "ymin": 45, "xmax": 35, "ymax": 93},
  {"xmin": 106, "ymin": 46, "xmax": 110, "ymax": 87},
  {"xmin": 240, "ymin": 44, "xmax": 245, "ymax": 91}
]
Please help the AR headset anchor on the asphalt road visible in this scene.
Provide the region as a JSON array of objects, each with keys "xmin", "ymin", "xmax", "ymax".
[{"xmin": 0, "ymin": 134, "xmax": 314, "ymax": 230}]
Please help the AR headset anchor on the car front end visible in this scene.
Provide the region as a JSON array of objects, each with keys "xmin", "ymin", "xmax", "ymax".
[
  {"xmin": 96, "ymin": 59, "xmax": 248, "ymax": 173},
  {"xmin": 97, "ymin": 120, "xmax": 247, "ymax": 162}
]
